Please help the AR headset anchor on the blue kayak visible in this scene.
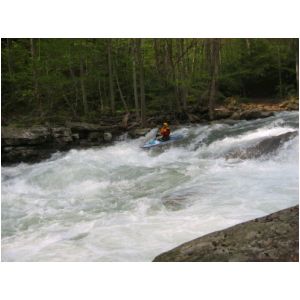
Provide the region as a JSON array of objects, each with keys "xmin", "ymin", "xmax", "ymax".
[{"xmin": 141, "ymin": 134, "xmax": 184, "ymax": 149}]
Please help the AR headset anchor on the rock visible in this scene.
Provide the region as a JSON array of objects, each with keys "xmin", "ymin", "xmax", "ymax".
[
  {"xmin": 226, "ymin": 131, "xmax": 298, "ymax": 160},
  {"xmin": 2, "ymin": 146, "xmax": 53, "ymax": 164},
  {"xmin": 72, "ymin": 133, "xmax": 80, "ymax": 141},
  {"xmin": 186, "ymin": 113, "xmax": 201, "ymax": 123},
  {"xmin": 279, "ymin": 98, "xmax": 299, "ymax": 111},
  {"xmin": 239, "ymin": 110, "xmax": 274, "ymax": 120},
  {"xmin": 2, "ymin": 126, "xmax": 51, "ymax": 146},
  {"xmin": 103, "ymin": 132, "xmax": 112, "ymax": 142},
  {"xmin": 153, "ymin": 205, "xmax": 299, "ymax": 262},
  {"xmin": 51, "ymin": 127, "xmax": 73, "ymax": 144},
  {"xmin": 65, "ymin": 121, "xmax": 103, "ymax": 132},
  {"xmin": 1, "ymin": 123, "xmax": 118, "ymax": 165},
  {"xmin": 214, "ymin": 109, "xmax": 233, "ymax": 120},
  {"xmin": 88, "ymin": 132, "xmax": 104, "ymax": 143},
  {"xmin": 66, "ymin": 121, "xmax": 119, "ymax": 132},
  {"xmin": 128, "ymin": 128, "xmax": 151, "ymax": 138},
  {"xmin": 221, "ymin": 119, "xmax": 239, "ymax": 126},
  {"xmin": 231, "ymin": 112, "xmax": 241, "ymax": 120}
]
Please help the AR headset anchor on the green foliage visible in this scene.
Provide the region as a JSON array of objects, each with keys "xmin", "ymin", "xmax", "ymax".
[{"xmin": 1, "ymin": 38, "xmax": 298, "ymax": 124}]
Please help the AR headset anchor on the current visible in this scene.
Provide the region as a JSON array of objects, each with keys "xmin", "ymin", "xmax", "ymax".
[{"xmin": 1, "ymin": 111, "xmax": 299, "ymax": 261}]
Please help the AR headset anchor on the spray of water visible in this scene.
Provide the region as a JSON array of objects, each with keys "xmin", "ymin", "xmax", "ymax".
[{"xmin": 1, "ymin": 111, "xmax": 298, "ymax": 261}]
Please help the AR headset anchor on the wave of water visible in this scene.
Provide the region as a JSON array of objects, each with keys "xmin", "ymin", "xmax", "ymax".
[{"xmin": 1, "ymin": 111, "xmax": 299, "ymax": 261}]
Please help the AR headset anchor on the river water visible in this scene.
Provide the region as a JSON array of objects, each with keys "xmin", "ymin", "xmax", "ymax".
[{"xmin": 1, "ymin": 111, "xmax": 299, "ymax": 261}]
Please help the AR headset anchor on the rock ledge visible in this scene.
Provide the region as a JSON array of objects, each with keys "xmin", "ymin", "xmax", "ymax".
[{"xmin": 153, "ymin": 205, "xmax": 299, "ymax": 262}]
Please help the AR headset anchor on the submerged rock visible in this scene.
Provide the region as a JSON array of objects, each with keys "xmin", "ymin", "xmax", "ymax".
[
  {"xmin": 226, "ymin": 131, "xmax": 298, "ymax": 160},
  {"xmin": 153, "ymin": 205, "xmax": 299, "ymax": 262}
]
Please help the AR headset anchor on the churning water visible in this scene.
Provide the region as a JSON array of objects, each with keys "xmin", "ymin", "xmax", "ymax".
[{"xmin": 1, "ymin": 111, "xmax": 299, "ymax": 261}]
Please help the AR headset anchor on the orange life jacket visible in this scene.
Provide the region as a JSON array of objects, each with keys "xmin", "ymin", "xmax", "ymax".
[{"xmin": 160, "ymin": 126, "xmax": 170, "ymax": 137}]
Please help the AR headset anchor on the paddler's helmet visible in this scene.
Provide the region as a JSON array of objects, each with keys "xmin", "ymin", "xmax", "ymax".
[{"xmin": 163, "ymin": 122, "xmax": 169, "ymax": 127}]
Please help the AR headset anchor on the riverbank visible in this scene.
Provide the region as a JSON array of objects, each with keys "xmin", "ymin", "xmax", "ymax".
[
  {"xmin": 1, "ymin": 99, "xmax": 298, "ymax": 165},
  {"xmin": 153, "ymin": 205, "xmax": 299, "ymax": 262}
]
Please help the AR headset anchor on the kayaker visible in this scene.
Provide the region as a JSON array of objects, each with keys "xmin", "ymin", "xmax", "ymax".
[{"xmin": 158, "ymin": 122, "xmax": 170, "ymax": 141}]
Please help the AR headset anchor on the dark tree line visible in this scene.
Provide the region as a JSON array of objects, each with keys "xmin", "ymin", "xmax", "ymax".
[{"xmin": 1, "ymin": 38, "xmax": 298, "ymax": 124}]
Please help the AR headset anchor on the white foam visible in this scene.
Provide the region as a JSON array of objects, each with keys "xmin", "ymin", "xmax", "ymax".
[{"xmin": 1, "ymin": 111, "xmax": 298, "ymax": 261}]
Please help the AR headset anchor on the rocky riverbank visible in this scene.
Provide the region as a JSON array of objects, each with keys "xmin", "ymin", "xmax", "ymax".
[
  {"xmin": 1, "ymin": 99, "xmax": 298, "ymax": 165},
  {"xmin": 153, "ymin": 205, "xmax": 299, "ymax": 262},
  {"xmin": 1, "ymin": 122, "xmax": 124, "ymax": 165}
]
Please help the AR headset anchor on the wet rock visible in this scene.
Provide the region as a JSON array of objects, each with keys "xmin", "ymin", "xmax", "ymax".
[
  {"xmin": 2, "ymin": 126, "xmax": 51, "ymax": 146},
  {"xmin": 1, "ymin": 122, "xmax": 124, "ymax": 165},
  {"xmin": 65, "ymin": 121, "xmax": 103, "ymax": 132},
  {"xmin": 153, "ymin": 205, "xmax": 299, "ymax": 262},
  {"xmin": 72, "ymin": 133, "xmax": 80, "ymax": 141},
  {"xmin": 239, "ymin": 110, "xmax": 274, "ymax": 120},
  {"xmin": 51, "ymin": 127, "xmax": 73, "ymax": 144},
  {"xmin": 2, "ymin": 146, "xmax": 53, "ymax": 164},
  {"xmin": 231, "ymin": 112, "xmax": 241, "ymax": 120},
  {"xmin": 279, "ymin": 98, "xmax": 299, "ymax": 111},
  {"xmin": 128, "ymin": 128, "xmax": 151, "ymax": 138},
  {"xmin": 214, "ymin": 109, "xmax": 233, "ymax": 120},
  {"xmin": 88, "ymin": 132, "xmax": 104, "ymax": 143},
  {"xmin": 103, "ymin": 132, "xmax": 113, "ymax": 142},
  {"xmin": 226, "ymin": 131, "xmax": 298, "ymax": 160},
  {"xmin": 230, "ymin": 110, "xmax": 274, "ymax": 121},
  {"xmin": 186, "ymin": 113, "xmax": 201, "ymax": 123}
]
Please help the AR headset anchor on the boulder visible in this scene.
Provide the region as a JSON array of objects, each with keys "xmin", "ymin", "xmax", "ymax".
[
  {"xmin": 88, "ymin": 132, "xmax": 104, "ymax": 143},
  {"xmin": 2, "ymin": 126, "xmax": 51, "ymax": 146},
  {"xmin": 103, "ymin": 132, "xmax": 113, "ymax": 142},
  {"xmin": 214, "ymin": 108, "xmax": 233, "ymax": 120},
  {"xmin": 239, "ymin": 110, "xmax": 274, "ymax": 120},
  {"xmin": 231, "ymin": 112, "xmax": 241, "ymax": 120},
  {"xmin": 51, "ymin": 127, "xmax": 73, "ymax": 144},
  {"xmin": 2, "ymin": 146, "xmax": 53, "ymax": 164},
  {"xmin": 153, "ymin": 205, "xmax": 299, "ymax": 262},
  {"xmin": 128, "ymin": 128, "xmax": 151, "ymax": 138},
  {"xmin": 226, "ymin": 131, "xmax": 298, "ymax": 160},
  {"xmin": 65, "ymin": 121, "xmax": 103, "ymax": 132},
  {"xmin": 186, "ymin": 113, "xmax": 201, "ymax": 123},
  {"xmin": 279, "ymin": 98, "xmax": 299, "ymax": 111}
]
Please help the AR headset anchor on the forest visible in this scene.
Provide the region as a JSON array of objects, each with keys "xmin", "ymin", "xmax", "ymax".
[{"xmin": 1, "ymin": 38, "xmax": 299, "ymax": 126}]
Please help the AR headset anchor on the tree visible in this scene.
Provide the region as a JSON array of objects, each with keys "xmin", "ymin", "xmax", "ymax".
[
  {"xmin": 136, "ymin": 39, "xmax": 146, "ymax": 127},
  {"xmin": 1, "ymin": 38, "xmax": 298, "ymax": 125},
  {"xmin": 107, "ymin": 39, "xmax": 115, "ymax": 114},
  {"xmin": 207, "ymin": 38, "xmax": 221, "ymax": 120},
  {"xmin": 132, "ymin": 39, "xmax": 139, "ymax": 121},
  {"xmin": 79, "ymin": 41, "xmax": 88, "ymax": 115},
  {"xmin": 30, "ymin": 38, "xmax": 42, "ymax": 116}
]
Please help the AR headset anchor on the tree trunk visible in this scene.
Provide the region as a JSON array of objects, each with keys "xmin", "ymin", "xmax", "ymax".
[
  {"xmin": 107, "ymin": 39, "xmax": 115, "ymax": 114},
  {"xmin": 132, "ymin": 39, "xmax": 140, "ymax": 121},
  {"xmin": 296, "ymin": 39, "xmax": 299, "ymax": 95},
  {"xmin": 63, "ymin": 93, "xmax": 77, "ymax": 118},
  {"xmin": 98, "ymin": 79, "xmax": 104, "ymax": 112},
  {"xmin": 137, "ymin": 39, "xmax": 146, "ymax": 127},
  {"xmin": 208, "ymin": 38, "xmax": 221, "ymax": 121},
  {"xmin": 30, "ymin": 38, "xmax": 42, "ymax": 116},
  {"xmin": 80, "ymin": 56, "xmax": 88, "ymax": 115},
  {"xmin": 115, "ymin": 67, "xmax": 129, "ymax": 113},
  {"xmin": 180, "ymin": 39, "xmax": 188, "ymax": 111},
  {"xmin": 277, "ymin": 45, "xmax": 283, "ymax": 98},
  {"xmin": 167, "ymin": 39, "xmax": 181, "ymax": 113},
  {"xmin": 6, "ymin": 39, "xmax": 13, "ymax": 79},
  {"xmin": 69, "ymin": 65, "xmax": 79, "ymax": 112}
]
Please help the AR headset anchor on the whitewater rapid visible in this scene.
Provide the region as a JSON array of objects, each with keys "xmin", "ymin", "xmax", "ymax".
[{"xmin": 1, "ymin": 111, "xmax": 299, "ymax": 261}]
